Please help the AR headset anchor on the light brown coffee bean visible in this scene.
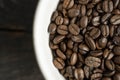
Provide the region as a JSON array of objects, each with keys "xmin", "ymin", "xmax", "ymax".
[
  {"xmin": 66, "ymin": 49, "xmax": 72, "ymax": 59},
  {"xmin": 89, "ymin": 28, "xmax": 101, "ymax": 39},
  {"xmin": 113, "ymin": 36, "xmax": 120, "ymax": 46},
  {"xmin": 85, "ymin": 36, "xmax": 96, "ymax": 50},
  {"xmin": 90, "ymin": 50, "xmax": 103, "ymax": 57},
  {"xmin": 102, "ymin": 77, "xmax": 112, "ymax": 80},
  {"xmin": 60, "ymin": 42, "xmax": 66, "ymax": 52},
  {"xmin": 79, "ymin": 0, "xmax": 89, "ymax": 4},
  {"xmin": 103, "ymin": 49, "xmax": 110, "ymax": 59},
  {"xmin": 53, "ymin": 58, "xmax": 65, "ymax": 69},
  {"xmin": 92, "ymin": 16, "xmax": 100, "ymax": 26},
  {"xmin": 101, "ymin": 25, "xmax": 109, "ymax": 37},
  {"xmin": 70, "ymin": 53, "xmax": 77, "ymax": 65},
  {"xmin": 101, "ymin": 13, "xmax": 111, "ymax": 23},
  {"xmin": 110, "ymin": 15, "xmax": 120, "ymax": 25},
  {"xmin": 68, "ymin": 8, "xmax": 80, "ymax": 18},
  {"xmin": 63, "ymin": 0, "xmax": 74, "ymax": 9},
  {"xmin": 81, "ymin": 5, "xmax": 86, "ymax": 16},
  {"xmin": 55, "ymin": 16, "xmax": 63, "ymax": 25},
  {"xmin": 71, "ymin": 35, "xmax": 83, "ymax": 43},
  {"xmin": 107, "ymin": 52, "xmax": 114, "ymax": 60},
  {"xmin": 49, "ymin": 42, "xmax": 58, "ymax": 50},
  {"xmin": 113, "ymin": 46, "xmax": 120, "ymax": 55},
  {"xmin": 57, "ymin": 25, "xmax": 68, "ymax": 35},
  {"xmin": 56, "ymin": 49, "xmax": 66, "ymax": 60},
  {"xmin": 105, "ymin": 60, "xmax": 115, "ymax": 70},
  {"xmin": 79, "ymin": 43, "xmax": 89, "ymax": 52},
  {"xmin": 74, "ymin": 68, "xmax": 84, "ymax": 80},
  {"xmin": 53, "ymin": 35, "xmax": 65, "ymax": 44},
  {"xmin": 48, "ymin": 23, "xmax": 57, "ymax": 34},
  {"xmin": 69, "ymin": 24, "xmax": 80, "ymax": 35},
  {"xmin": 91, "ymin": 73, "xmax": 102, "ymax": 80},
  {"xmin": 114, "ymin": 56, "xmax": 120, "ymax": 64},
  {"xmin": 98, "ymin": 37, "xmax": 108, "ymax": 48},
  {"xmin": 80, "ymin": 16, "xmax": 88, "ymax": 28},
  {"xmin": 67, "ymin": 40, "xmax": 74, "ymax": 49},
  {"xmin": 85, "ymin": 56, "xmax": 101, "ymax": 68},
  {"xmin": 113, "ymin": 0, "xmax": 120, "ymax": 8},
  {"xmin": 113, "ymin": 73, "xmax": 120, "ymax": 80}
]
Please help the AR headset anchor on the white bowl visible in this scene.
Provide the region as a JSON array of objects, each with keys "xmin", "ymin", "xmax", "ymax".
[{"xmin": 33, "ymin": 0, "xmax": 65, "ymax": 80}]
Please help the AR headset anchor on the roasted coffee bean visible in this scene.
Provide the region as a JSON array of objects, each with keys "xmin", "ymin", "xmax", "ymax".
[
  {"xmin": 73, "ymin": 43, "xmax": 79, "ymax": 53},
  {"xmin": 97, "ymin": 3, "xmax": 104, "ymax": 13},
  {"xmin": 91, "ymin": 73, "xmax": 102, "ymax": 80},
  {"xmin": 70, "ymin": 53, "xmax": 77, "ymax": 65},
  {"xmin": 116, "ymin": 65, "xmax": 120, "ymax": 72},
  {"xmin": 79, "ymin": 43, "xmax": 89, "ymax": 52},
  {"xmin": 101, "ymin": 25, "xmax": 109, "ymax": 37},
  {"xmin": 92, "ymin": 16, "xmax": 100, "ymax": 26},
  {"xmin": 70, "ymin": 17, "xmax": 77, "ymax": 24},
  {"xmin": 69, "ymin": 24, "xmax": 80, "ymax": 35},
  {"xmin": 74, "ymin": 68, "xmax": 84, "ymax": 80},
  {"xmin": 49, "ymin": 42, "xmax": 58, "ymax": 50},
  {"xmin": 113, "ymin": 73, "xmax": 120, "ymax": 80},
  {"xmin": 66, "ymin": 49, "xmax": 72, "ymax": 59},
  {"xmin": 63, "ymin": 0, "xmax": 74, "ymax": 9},
  {"xmin": 55, "ymin": 16, "xmax": 63, "ymax": 25},
  {"xmin": 90, "ymin": 50, "xmax": 103, "ymax": 57},
  {"xmin": 109, "ymin": 25, "xmax": 115, "ymax": 37},
  {"xmin": 93, "ymin": 69, "xmax": 103, "ymax": 73},
  {"xmin": 117, "ymin": 26, "xmax": 120, "ymax": 36},
  {"xmin": 87, "ymin": 9, "xmax": 92, "ymax": 16},
  {"xmin": 84, "ymin": 66, "xmax": 90, "ymax": 79},
  {"xmin": 103, "ymin": 49, "xmax": 110, "ymax": 59},
  {"xmin": 110, "ymin": 15, "xmax": 120, "ymax": 25},
  {"xmin": 113, "ymin": 46, "xmax": 120, "ymax": 55},
  {"xmin": 67, "ymin": 40, "xmax": 74, "ymax": 49},
  {"xmin": 63, "ymin": 18, "xmax": 69, "ymax": 25},
  {"xmin": 79, "ymin": 0, "xmax": 89, "ymax": 4},
  {"xmin": 51, "ymin": 11, "xmax": 58, "ymax": 21},
  {"xmin": 80, "ymin": 5, "xmax": 86, "ymax": 16},
  {"xmin": 53, "ymin": 35, "xmax": 65, "ymax": 44},
  {"xmin": 114, "ymin": 56, "xmax": 120, "ymax": 64},
  {"xmin": 68, "ymin": 8, "xmax": 80, "ymax": 18},
  {"xmin": 102, "ymin": 0, "xmax": 113, "ymax": 13},
  {"xmin": 48, "ymin": 23, "xmax": 57, "ymax": 34},
  {"xmin": 89, "ymin": 28, "xmax": 101, "ymax": 39},
  {"xmin": 65, "ymin": 66, "xmax": 74, "ymax": 78},
  {"xmin": 71, "ymin": 35, "xmax": 83, "ymax": 43},
  {"xmin": 103, "ymin": 70, "xmax": 115, "ymax": 77},
  {"xmin": 98, "ymin": 37, "xmax": 107, "ymax": 48},
  {"xmin": 105, "ymin": 60, "xmax": 115, "ymax": 70},
  {"xmin": 85, "ymin": 56, "xmax": 101, "ymax": 68},
  {"xmin": 101, "ymin": 13, "xmax": 111, "ymax": 23},
  {"xmin": 80, "ymin": 16, "xmax": 88, "ymax": 28},
  {"xmin": 112, "ymin": 9, "xmax": 120, "ymax": 15},
  {"xmin": 78, "ymin": 53, "xmax": 84, "ymax": 63},
  {"xmin": 53, "ymin": 58, "xmax": 65, "ymax": 69},
  {"xmin": 56, "ymin": 49, "xmax": 66, "ymax": 60},
  {"xmin": 113, "ymin": 0, "xmax": 120, "ymax": 8},
  {"xmin": 92, "ymin": 0, "xmax": 101, "ymax": 4},
  {"xmin": 107, "ymin": 52, "xmax": 114, "ymax": 60},
  {"xmin": 85, "ymin": 36, "xmax": 96, "ymax": 50},
  {"xmin": 57, "ymin": 25, "xmax": 68, "ymax": 35},
  {"xmin": 102, "ymin": 77, "xmax": 112, "ymax": 80},
  {"xmin": 60, "ymin": 42, "xmax": 66, "ymax": 52},
  {"xmin": 101, "ymin": 59, "xmax": 105, "ymax": 70},
  {"xmin": 113, "ymin": 36, "xmax": 120, "ymax": 46}
]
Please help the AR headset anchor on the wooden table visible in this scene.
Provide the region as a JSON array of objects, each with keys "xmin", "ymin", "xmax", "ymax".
[{"xmin": 0, "ymin": 0, "xmax": 45, "ymax": 80}]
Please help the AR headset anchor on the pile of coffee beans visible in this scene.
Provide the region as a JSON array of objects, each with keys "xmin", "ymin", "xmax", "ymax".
[{"xmin": 48, "ymin": 0, "xmax": 120, "ymax": 80}]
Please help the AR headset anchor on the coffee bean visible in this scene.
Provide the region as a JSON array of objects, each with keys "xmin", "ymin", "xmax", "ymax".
[
  {"xmin": 56, "ymin": 49, "xmax": 66, "ymax": 60},
  {"xmin": 93, "ymin": 69, "xmax": 103, "ymax": 73},
  {"xmin": 65, "ymin": 66, "xmax": 74, "ymax": 78},
  {"xmin": 113, "ymin": 36, "xmax": 120, "ymax": 46},
  {"xmin": 112, "ymin": 9, "xmax": 120, "ymax": 15},
  {"xmin": 66, "ymin": 49, "xmax": 72, "ymax": 59},
  {"xmin": 79, "ymin": 43, "xmax": 89, "ymax": 52},
  {"xmin": 57, "ymin": 25, "xmax": 68, "ymax": 35},
  {"xmin": 63, "ymin": 0, "xmax": 74, "ymax": 9},
  {"xmin": 113, "ymin": 73, "xmax": 120, "ymax": 80},
  {"xmin": 84, "ymin": 66, "xmax": 90, "ymax": 79},
  {"xmin": 49, "ymin": 42, "xmax": 58, "ymax": 50},
  {"xmin": 97, "ymin": 3, "xmax": 104, "ymax": 13},
  {"xmin": 48, "ymin": 23, "xmax": 57, "ymax": 34},
  {"xmin": 103, "ymin": 49, "xmax": 110, "ymax": 59},
  {"xmin": 70, "ymin": 53, "xmax": 77, "ymax": 65},
  {"xmin": 117, "ymin": 26, "xmax": 120, "ymax": 36},
  {"xmin": 70, "ymin": 17, "xmax": 77, "ymax": 24},
  {"xmin": 92, "ymin": 16, "xmax": 100, "ymax": 26},
  {"xmin": 87, "ymin": 9, "xmax": 92, "ymax": 16},
  {"xmin": 103, "ymin": 70, "xmax": 115, "ymax": 77},
  {"xmin": 55, "ymin": 16, "xmax": 63, "ymax": 25},
  {"xmin": 67, "ymin": 40, "xmax": 74, "ymax": 49},
  {"xmin": 78, "ymin": 53, "xmax": 84, "ymax": 63},
  {"xmin": 79, "ymin": 0, "xmax": 89, "ymax": 4},
  {"xmin": 71, "ymin": 35, "xmax": 83, "ymax": 43},
  {"xmin": 85, "ymin": 36, "xmax": 96, "ymax": 50},
  {"xmin": 90, "ymin": 50, "xmax": 103, "ymax": 57},
  {"xmin": 102, "ymin": 77, "xmax": 112, "ymax": 80},
  {"xmin": 114, "ymin": 56, "xmax": 120, "ymax": 64},
  {"xmin": 51, "ymin": 11, "xmax": 58, "ymax": 21},
  {"xmin": 63, "ymin": 18, "xmax": 69, "ymax": 25},
  {"xmin": 109, "ymin": 25, "xmax": 115, "ymax": 37},
  {"xmin": 85, "ymin": 56, "xmax": 101, "ymax": 68},
  {"xmin": 107, "ymin": 52, "xmax": 114, "ymax": 60},
  {"xmin": 113, "ymin": 46, "xmax": 120, "ymax": 55},
  {"xmin": 91, "ymin": 73, "xmax": 102, "ymax": 80},
  {"xmin": 69, "ymin": 24, "xmax": 80, "ymax": 35},
  {"xmin": 116, "ymin": 65, "xmax": 120, "ymax": 72},
  {"xmin": 80, "ymin": 5, "xmax": 86, "ymax": 16},
  {"xmin": 101, "ymin": 13, "xmax": 111, "ymax": 23},
  {"xmin": 80, "ymin": 16, "xmax": 88, "ymax": 28},
  {"xmin": 68, "ymin": 8, "xmax": 80, "ymax": 18},
  {"xmin": 101, "ymin": 25, "xmax": 109, "ymax": 37},
  {"xmin": 74, "ymin": 68, "xmax": 84, "ymax": 80},
  {"xmin": 105, "ymin": 60, "xmax": 115, "ymax": 70},
  {"xmin": 53, "ymin": 58, "xmax": 65, "ymax": 69},
  {"xmin": 113, "ymin": 0, "xmax": 120, "ymax": 8},
  {"xmin": 53, "ymin": 35, "xmax": 65, "ymax": 44},
  {"xmin": 89, "ymin": 28, "xmax": 101, "ymax": 39},
  {"xmin": 60, "ymin": 42, "xmax": 66, "ymax": 52},
  {"xmin": 92, "ymin": 0, "xmax": 101, "ymax": 4},
  {"xmin": 98, "ymin": 37, "xmax": 107, "ymax": 48},
  {"xmin": 110, "ymin": 15, "xmax": 120, "ymax": 25},
  {"xmin": 73, "ymin": 43, "xmax": 79, "ymax": 53}
]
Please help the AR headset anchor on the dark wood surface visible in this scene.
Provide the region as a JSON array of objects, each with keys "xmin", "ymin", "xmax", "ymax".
[{"xmin": 0, "ymin": 0, "xmax": 45, "ymax": 80}]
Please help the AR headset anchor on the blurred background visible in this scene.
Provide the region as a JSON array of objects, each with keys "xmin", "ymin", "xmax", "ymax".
[{"xmin": 0, "ymin": 0, "xmax": 44, "ymax": 80}]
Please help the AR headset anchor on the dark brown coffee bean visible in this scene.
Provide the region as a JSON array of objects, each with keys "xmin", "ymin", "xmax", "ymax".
[
  {"xmin": 89, "ymin": 28, "xmax": 101, "ymax": 39},
  {"xmin": 70, "ymin": 17, "xmax": 77, "ymax": 24},
  {"xmin": 49, "ymin": 42, "xmax": 58, "ymax": 50},
  {"xmin": 92, "ymin": 16, "xmax": 100, "ymax": 26},
  {"xmin": 112, "ymin": 9, "xmax": 120, "ymax": 15},
  {"xmin": 93, "ymin": 69, "xmax": 103, "ymax": 73},
  {"xmin": 60, "ymin": 42, "xmax": 66, "ymax": 52},
  {"xmin": 53, "ymin": 35, "xmax": 65, "ymax": 44},
  {"xmin": 51, "ymin": 11, "xmax": 58, "ymax": 21},
  {"xmin": 101, "ymin": 25, "xmax": 109, "ymax": 37},
  {"xmin": 84, "ymin": 66, "xmax": 90, "ymax": 79},
  {"xmin": 78, "ymin": 53, "xmax": 84, "ymax": 63},
  {"xmin": 113, "ymin": 73, "xmax": 120, "ymax": 80},
  {"xmin": 98, "ymin": 37, "xmax": 107, "ymax": 48},
  {"xmin": 80, "ymin": 5, "xmax": 86, "ymax": 16},
  {"xmin": 114, "ymin": 56, "xmax": 120, "ymax": 64},
  {"xmin": 103, "ymin": 70, "xmax": 115, "ymax": 77},
  {"xmin": 73, "ymin": 43, "xmax": 79, "ymax": 53},
  {"xmin": 55, "ymin": 16, "xmax": 63, "ymax": 25},
  {"xmin": 85, "ymin": 56, "xmax": 101, "ymax": 68},
  {"xmin": 53, "ymin": 58, "xmax": 65, "ymax": 69},
  {"xmin": 107, "ymin": 52, "xmax": 114, "ymax": 60},
  {"xmin": 87, "ymin": 9, "xmax": 92, "ymax": 16},
  {"xmin": 63, "ymin": 18, "xmax": 69, "ymax": 25},
  {"xmin": 109, "ymin": 25, "xmax": 115, "ymax": 37},
  {"xmin": 116, "ymin": 65, "xmax": 120, "ymax": 72},
  {"xmin": 57, "ymin": 25, "xmax": 68, "ymax": 35},
  {"xmin": 90, "ymin": 50, "xmax": 103, "ymax": 57},
  {"xmin": 87, "ymin": 3, "xmax": 94, "ymax": 9},
  {"xmin": 66, "ymin": 66, "xmax": 74, "ymax": 78},
  {"xmin": 67, "ymin": 40, "xmax": 74, "ymax": 49},
  {"xmin": 113, "ymin": 0, "xmax": 120, "ymax": 8},
  {"xmin": 101, "ymin": 59, "xmax": 105, "ymax": 70},
  {"xmin": 110, "ymin": 15, "xmax": 120, "ymax": 25},
  {"xmin": 91, "ymin": 73, "xmax": 102, "ymax": 80},
  {"xmin": 79, "ymin": 43, "xmax": 89, "ymax": 52},
  {"xmin": 80, "ymin": 16, "xmax": 88, "ymax": 28},
  {"xmin": 79, "ymin": 0, "xmax": 89, "ymax": 4},
  {"xmin": 69, "ymin": 24, "xmax": 80, "ymax": 35},
  {"xmin": 63, "ymin": 0, "xmax": 74, "ymax": 9},
  {"xmin": 113, "ymin": 46, "xmax": 120, "ymax": 55},
  {"xmin": 68, "ymin": 8, "xmax": 80, "ymax": 18},
  {"xmin": 70, "ymin": 53, "xmax": 77, "ymax": 65},
  {"xmin": 101, "ymin": 13, "xmax": 111, "ymax": 23},
  {"xmin": 48, "ymin": 23, "xmax": 57, "ymax": 34},
  {"xmin": 113, "ymin": 36, "xmax": 120, "ymax": 46},
  {"xmin": 117, "ymin": 26, "xmax": 120, "ymax": 36},
  {"xmin": 102, "ymin": 0, "xmax": 113, "ymax": 13},
  {"xmin": 97, "ymin": 3, "xmax": 104, "ymax": 13},
  {"xmin": 92, "ymin": 0, "xmax": 101, "ymax": 4},
  {"xmin": 74, "ymin": 68, "xmax": 84, "ymax": 80},
  {"xmin": 105, "ymin": 60, "xmax": 115, "ymax": 70},
  {"xmin": 103, "ymin": 49, "xmax": 110, "ymax": 59},
  {"xmin": 85, "ymin": 36, "xmax": 96, "ymax": 50},
  {"xmin": 71, "ymin": 35, "xmax": 83, "ymax": 43},
  {"xmin": 56, "ymin": 49, "xmax": 66, "ymax": 60},
  {"xmin": 102, "ymin": 77, "xmax": 112, "ymax": 80},
  {"xmin": 93, "ymin": 10, "xmax": 99, "ymax": 17},
  {"xmin": 66, "ymin": 49, "xmax": 72, "ymax": 59}
]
